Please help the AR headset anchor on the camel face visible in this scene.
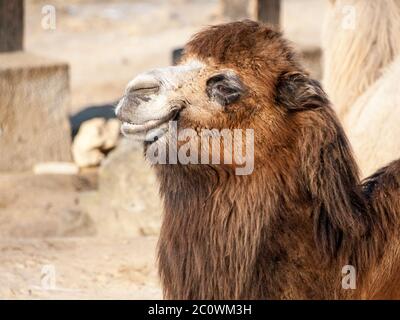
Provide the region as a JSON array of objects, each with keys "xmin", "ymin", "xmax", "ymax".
[
  {"xmin": 115, "ymin": 55, "xmax": 255, "ymax": 169},
  {"xmin": 116, "ymin": 58, "xmax": 247, "ymax": 138},
  {"xmin": 116, "ymin": 20, "xmax": 315, "ymax": 170}
]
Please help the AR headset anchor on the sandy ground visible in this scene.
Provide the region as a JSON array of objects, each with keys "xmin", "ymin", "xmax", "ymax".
[
  {"xmin": 1, "ymin": 0, "xmax": 328, "ymax": 299},
  {"xmin": 0, "ymin": 172, "xmax": 162, "ymax": 299},
  {"xmin": 0, "ymin": 173, "xmax": 97, "ymax": 238},
  {"xmin": 0, "ymin": 237, "xmax": 160, "ymax": 299}
]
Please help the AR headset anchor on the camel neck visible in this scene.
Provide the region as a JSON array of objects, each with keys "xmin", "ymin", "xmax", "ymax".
[{"xmin": 155, "ymin": 164, "xmax": 362, "ymax": 299}]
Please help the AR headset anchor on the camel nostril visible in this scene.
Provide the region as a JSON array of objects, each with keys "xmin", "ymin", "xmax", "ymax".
[{"xmin": 127, "ymin": 81, "xmax": 160, "ymax": 96}]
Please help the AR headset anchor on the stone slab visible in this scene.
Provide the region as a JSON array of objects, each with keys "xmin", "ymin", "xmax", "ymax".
[{"xmin": 0, "ymin": 52, "xmax": 72, "ymax": 171}]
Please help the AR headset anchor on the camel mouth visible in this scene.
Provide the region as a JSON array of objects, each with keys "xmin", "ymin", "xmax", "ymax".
[{"xmin": 121, "ymin": 108, "xmax": 182, "ymax": 142}]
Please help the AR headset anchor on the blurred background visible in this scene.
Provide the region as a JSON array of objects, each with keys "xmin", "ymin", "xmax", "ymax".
[{"xmin": 3, "ymin": 0, "xmax": 398, "ymax": 299}]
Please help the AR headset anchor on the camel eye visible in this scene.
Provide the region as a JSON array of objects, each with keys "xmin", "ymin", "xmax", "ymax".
[
  {"xmin": 217, "ymin": 85, "xmax": 236, "ymax": 95},
  {"xmin": 206, "ymin": 73, "xmax": 245, "ymax": 107}
]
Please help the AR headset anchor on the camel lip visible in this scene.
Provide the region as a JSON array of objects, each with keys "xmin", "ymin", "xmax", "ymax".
[{"xmin": 120, "ymin": 108, "xmax": 182, "ymax": 138}]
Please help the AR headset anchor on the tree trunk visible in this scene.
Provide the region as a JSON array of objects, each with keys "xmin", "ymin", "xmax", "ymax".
[
  {"xmin": 220, "ymin": 0, "xmax": 251, "ymax": 21},
  {"xmin": 0, "ymin": 0, "xmax": 24, "ymax": 52},
  {"xmin": 256, "ymin": 0, "xmax": 281, "ymax": 26}
]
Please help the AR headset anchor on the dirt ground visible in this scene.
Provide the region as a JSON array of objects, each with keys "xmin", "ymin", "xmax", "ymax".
[
  {"xmin": 0, "ymin": 172, "xmax": 163, "ymax": 299},
  {"xmin": 0, "ymin": 237, "xmax": 160, "ymax": 299},
  {"xmin": 1, "ymin": 0, "xmax": 328, "ymax": 299}
]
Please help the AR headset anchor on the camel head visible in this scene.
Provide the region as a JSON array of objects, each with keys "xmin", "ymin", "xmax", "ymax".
[{"xmin": 116, "ymin": 20, "xmax": 330, "ymax": 174}]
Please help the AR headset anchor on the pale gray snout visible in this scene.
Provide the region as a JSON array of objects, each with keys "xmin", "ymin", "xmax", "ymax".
[
  {"xmin": 116, "ymin": 75, "xmax": 162, "ymax": 124},
  {"xmin": 116, "ymin": 62, "xmax": 203, "ymax": 138}
]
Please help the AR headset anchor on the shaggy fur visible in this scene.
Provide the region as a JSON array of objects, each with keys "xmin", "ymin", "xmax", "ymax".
[{"xmin": 154, "ymin": 21, "xmax": 400, "ymax": 299}]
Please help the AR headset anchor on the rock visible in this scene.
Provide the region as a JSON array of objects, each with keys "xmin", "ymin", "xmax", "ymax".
[
  {"xmin": 72, "ymin": 118, "xmax": 106, "ymax": 167},
  {"xmin": 70, "ymin": 104, "xmax": 117, "ymax": 137},
  {"xmin": 0, "ymin": 173, "xmax": 96, "ymax": 238},
  {"xmin": 80, "ymin": 139, "xmax": 162, "ymax": 237},
  {"xmin": 72, "ymin": 118, "xmax": 121, "ymax": 168},
  {"xmin": 33, "ymin": 162, "xmax": 79, "ymax": 175},
  {"xmin": 103, "ymin": 119, "xmax": 121, "ymax": 151},
  {"xmin": 0, "ymin": 52, "xmax": 72, "ymax": 172}
]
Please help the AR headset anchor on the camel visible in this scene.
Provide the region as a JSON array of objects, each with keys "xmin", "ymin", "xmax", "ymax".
[
  {"xmin": 322, "ymin": 0, "xmax": 400, "ymax": 176},
  {"xmin": 343, "ymin": 57, "xmax": 400, "ymax": 177},
  {"xmin": 116, "ymin": 20, "xmax": 400, "ymax": 299}
]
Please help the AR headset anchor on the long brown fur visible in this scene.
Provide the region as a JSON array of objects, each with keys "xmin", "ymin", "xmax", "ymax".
[{"xmin": 155, "ymin": 21, "xmax": 400, "ymax": 299}]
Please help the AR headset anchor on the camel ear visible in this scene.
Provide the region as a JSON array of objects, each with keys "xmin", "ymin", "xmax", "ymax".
[
  {"xmin": 298, "ymin": 108, "xmax": 370, "ymax": 261},
  {"xmin": 276, "ymin": 71, "xmax": 329, "ymax": 111}
]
